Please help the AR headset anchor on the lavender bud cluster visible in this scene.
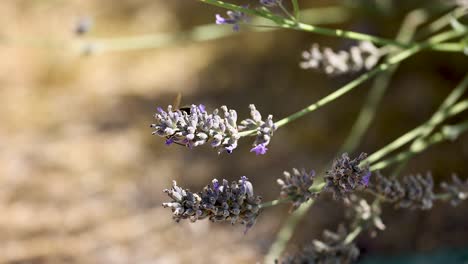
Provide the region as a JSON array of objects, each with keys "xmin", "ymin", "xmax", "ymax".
[
  {"xmin": 151, "ymin": 104, "xmax": 275, "ymax": 155},
  {"xmin": 162, "ymin": 176, "xmax": 262, "ymax": 232},
  {"xmin": 370, "ymin": 172, "xmax": 434, "ymax": 210},
  {"xmin": 277, "ymin": 168, "xmax": 317, "ymax": 211},
  {"xmin": 151, "ymin": 104, "xmax": 239, "ymax": 154},
  {"xmin": 441, "ymin": 174, "xmax": 468, "ymax": 206},
  {"xmin": 239, "ymin": 104, "xmax": 277, "ymax": 155},
  {"xmin": 325, "ymin": 153, "xmax": 371, "ymax": 199},
  {"xmin": 278, "ymin": 225, "xmax": 360, "ymax": 264},
  {"xmin": 300, "ymin": 41, "xmax": 381, "ymax": 75}
]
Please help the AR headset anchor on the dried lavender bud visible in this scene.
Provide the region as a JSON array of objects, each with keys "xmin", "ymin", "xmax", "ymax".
[
  {"xmin": 440, "ymin": 174, "xmax": 468, "ymax": 206},
  {"xmin": 239, "ymin": 104, "xmax": 277, "ymax": 155},
  {"xmin": 151, "ymin": 104, "xmax": 275, "ymax": 155},
  {"xmin": 278, "ymin": 225, "xmax": 359, "ymax": 264},
  {"xmin": 325, "ymin": 153, "xmax": 371, "ymax": 199},
  {"xmin": 215, "ymin": 9, "xmax": 248, "ymax": 31},
  {"xmin": 370, "ymin": 172, "xmax": 435, "ymax": 210},
  {"xmin": 277, "ymin": 168, "xmax": 317, "ymax": 211},
  {"xmin": 162, "ymin": 176, "xmax": 262, "ymax": 232},
  {"xmin": 344, "ymin": 195, "xmax": 385, "ymax": 237},
  {"xmin": 260, "ymin": 0, "xmax": 281, "ymax": 7},
  {"xmin": 300, "ymin": 41, "xmax": 381, "ymax": 75}
]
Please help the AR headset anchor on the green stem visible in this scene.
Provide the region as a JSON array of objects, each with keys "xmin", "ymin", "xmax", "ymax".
[
  {"xmin": 340, "ymin": 9, "xmax": 428, "ymax": 153},
  {"xmin": 200, "ymin": 0, "xmax": 410, "ymax": 47},
  {"xmin": 370, "ymin": 120, "xmax": 468, "ymax": 171},
  {"xmin": 273, "ymin": 30, "xmax": 462, "ymax": 130},
  {"xmin": 366, "ymin": 75, "xmax": 468, "ymax": 165},
  {"xmin": 344, "ymin": 225, "xmax": 363, "ymax": 245},
  {"xmin": 417, "ymin": 7, "xmax": 468, "ymax": 39},
  {"xmin": 278, "ymin": 1, "xmax": 296, "ymax": 21},
  {"xmin": 263, "ymin": 199, "xmax": 315, "ymax": 264},
  {"xmin": 291, "ymin": 0, "xmax": 300, "ymax": 20}
]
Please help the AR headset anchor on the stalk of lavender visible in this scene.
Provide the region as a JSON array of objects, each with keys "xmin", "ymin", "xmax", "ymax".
[{"xmin": 151, "ymin": 104, "xmax": 276, "ymax": 155}]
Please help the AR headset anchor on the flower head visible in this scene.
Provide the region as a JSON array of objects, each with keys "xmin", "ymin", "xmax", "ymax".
[
  {"xmin": 162, "ymin": 177, "xmax": 262, "ymax": 232},
  {"xmin": 300, "ymin": 41, "xmax": 381, "ymax": 76},
  {"xmin": 277, "ymin": 168, "xmax": 317, "ymax": 211},
  {"xmin": 152, "ymin": 104, "xmax": 275, "ymax": 155},
  {"xmin": 324, "ymin": 153, "xmax": 370, "ymax": 199},
  {"xmin": 151, "ymin": 104, "xmax": 240, "ymax": 154}
]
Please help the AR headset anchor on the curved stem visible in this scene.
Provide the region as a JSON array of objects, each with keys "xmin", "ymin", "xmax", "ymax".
[{"xmin": 199, "ymin": 0, "xmax": 410, "ymax": 47}]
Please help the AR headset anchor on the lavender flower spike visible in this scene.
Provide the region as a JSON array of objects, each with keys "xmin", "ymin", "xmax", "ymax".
[
  {"xmin": 151, "ymin": 104, "xmax": 240, "ymax": 154},
  {"xmin": 162, "ymin": 177, "xmax": 262, "ymax": 232},
  {"xmin": 215, "ymin": 9, "xmax": 248, "ymax": 31}
]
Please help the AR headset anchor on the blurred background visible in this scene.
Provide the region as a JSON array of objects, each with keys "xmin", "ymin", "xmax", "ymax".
[{"xmin": 0, "ymin": 0, "xmax": 467, "ymax": 263}]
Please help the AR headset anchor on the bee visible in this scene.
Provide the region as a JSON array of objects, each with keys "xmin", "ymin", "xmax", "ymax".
[
  {"xmin": 173, "ymin": 92, "xmax": 191, "ymax": 115},
  {"xmin": 166, "ymin": 92, "xmax": 191, "ymax": 147}
]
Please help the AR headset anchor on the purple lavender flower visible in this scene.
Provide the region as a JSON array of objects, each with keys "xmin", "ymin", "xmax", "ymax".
[
  {"xmin": 215, "ymin": 10, "xmax": 248, "ymax": 31},
  {"xmin": 162, "ymin": 177, "xmax": 262, "ymax": 232},
  {"xmin": 324, "ymin": 153, "xmax": 370, "ymax": 199},
  {"xmin": 152, "ymin": 104, "xmax": 274, "ymax": 155},
  {"xmin": 277, "ymin": 168, "xmax": 318, "ymax": 211},
  {"xmin": 251, "ymin": 143, "xmax": 268, "ymax": 155}
]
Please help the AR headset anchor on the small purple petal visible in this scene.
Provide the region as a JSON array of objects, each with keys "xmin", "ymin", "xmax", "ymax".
[
  {"xmin": 361, "ymin": 171, "xmax": 371, "ymax": 186},
  {"xmin": 165, "ymin": 138, "xmax": 174, "ymax": 145},
  {"xmin": 212, "ymin": 179, "xmax": 219, "ymax": 191},
  {"xmin": 250, "ymin": 144, "xmax": 268, "ymax": 155},
  {"xmin": 157, "ymin": 107, "xmax": 164, "ymax": 113},
  {"xmin": 225, "ymin": 145, "xmax": 235, "ymax": 154},
  {"xmin": 215, "ymin": 14, "xmax": 226, "ymax": 24},
  {"xmin": 198, "ymin": 104, "xmax": 206, "ymax": 112},
  {"xmin": 232, "ymin": 24, "xmax": 240, "ymax": 32}
]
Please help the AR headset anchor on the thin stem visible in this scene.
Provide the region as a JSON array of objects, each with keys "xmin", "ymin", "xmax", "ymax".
[
  {"xmin": 370, "ymin": 120, "xmax": 468, "ymax": 171},
  {"xmin": 417, "ymin": 7, "xmax": 468, "ymax": 39},
  {"xmin": 340, "ymin": 9, "xmax": 428, "ymax": 153},
  {"xmin": 278, "ymin": 1, "xmax": 296, "ymax": 21},
  {"xmin": 366, "ymin": 75, "xmax": 468, "ymax": 165},
  {"xmin": 199, "ymin": 0, "xmax": 410, "ymax": 47},
  {"xmin": 263, "ymin": 199, "xmax": 315, "ymax": 264},
  {"xmin": 291, "ymin": 0, "xmax": 300, "ymax": 20},
  {"xmin": 273, "ymin": 29, "xmax": 462, "ymax": 130},
  {"xmin": 343, "ymin": 226, "xmax": 363, "ymax": 245}
]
